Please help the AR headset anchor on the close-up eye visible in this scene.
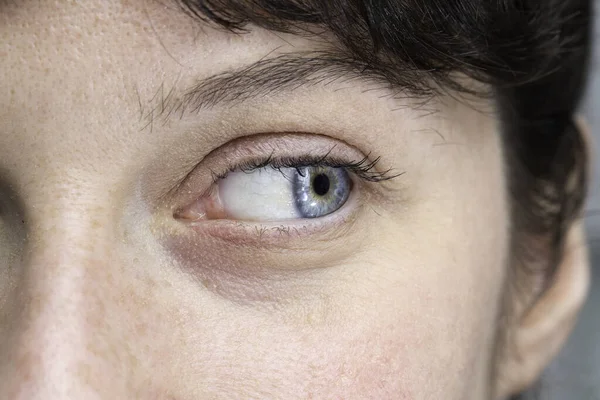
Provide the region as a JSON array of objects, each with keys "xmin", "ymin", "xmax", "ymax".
[
  {"xmin": 217, "ymin": 165, "xmax": 352, "ymax": 221},
  {"xmin": 173, "ymin": 135, "xmax": 397, "ymax": 225}
]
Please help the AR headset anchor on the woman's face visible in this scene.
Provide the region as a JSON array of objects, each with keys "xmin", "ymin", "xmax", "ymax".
[{"xmin": 0, "ymin": 1, "xmax": 517, "ymax": 399}]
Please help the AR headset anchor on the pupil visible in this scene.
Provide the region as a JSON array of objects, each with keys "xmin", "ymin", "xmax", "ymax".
[{"xmin": 312, "ymin": 173, "xmax": 330, "ymax": 196}]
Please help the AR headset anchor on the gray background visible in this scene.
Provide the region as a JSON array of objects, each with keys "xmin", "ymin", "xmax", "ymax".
[{"xmin": 542, "ymin": 3, "xmax": 600, "ymax": 398}]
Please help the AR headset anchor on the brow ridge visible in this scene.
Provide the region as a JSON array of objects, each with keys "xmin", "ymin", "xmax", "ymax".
[{"xmin": 140, "ymin": 51, "xmax": 424, "ymax": 130}]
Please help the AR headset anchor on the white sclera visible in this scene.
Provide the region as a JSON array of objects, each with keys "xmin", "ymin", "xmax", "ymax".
[{"xmin": 218, "ymin": 168, "xmax": 299, "ymax": 221}]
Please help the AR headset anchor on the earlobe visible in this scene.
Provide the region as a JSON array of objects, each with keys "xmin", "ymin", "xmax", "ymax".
[{"xmin": 494, "ymin": 222, "xmax": 590, "ymax": 399}]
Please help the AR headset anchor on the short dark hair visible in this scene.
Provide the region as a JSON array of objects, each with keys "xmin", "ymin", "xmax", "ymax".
[{"xmin": 176, "ymin": 0, "xmax": 593, "ymax": 396}]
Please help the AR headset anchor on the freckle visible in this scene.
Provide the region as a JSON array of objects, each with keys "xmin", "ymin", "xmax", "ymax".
[
  {"xmin": 199, "ymin": 277, "xmax": 210, "ymax": 289},
  {"xmin": 15, "ymin": 351, "xmax": 39, "ymax": 383},
  {"xmin": 76, "ymin": 359, "xmax": 93, "ymax": 386},
  {"xmin": 144, "ymin": 275, "xmax": 157, "ymax": 289},
  {"xmin": 127, "ymin": 351, "xmax": 139, "ymax": 372},
  {"xmin": 135, "ymin": 322, "xmax": 148, "ymax": 336},
  {"xmin": 106, "ymin": 271, "xmax": 115, "ymax": 285},
  {"xmin": 29, "ymin": 296, "xmax": 42, "ymax": 316},
  {"xmin": 305, "ymin": 313, "xmax": 314, "ymax": 326}
]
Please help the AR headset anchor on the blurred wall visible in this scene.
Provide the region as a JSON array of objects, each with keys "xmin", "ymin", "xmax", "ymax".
[{"xmin": 543, "ymin": 3, "xmax": 600, "ymax": 398}]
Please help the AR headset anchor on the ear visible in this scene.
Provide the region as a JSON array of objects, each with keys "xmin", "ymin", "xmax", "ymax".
[
  {"xmin": 495, "ymin": 222, "xmax": 590, "ymax": 398},
  {"xmin": 494, "ymin": 117, "xmax": 593, "ymax": 399}
]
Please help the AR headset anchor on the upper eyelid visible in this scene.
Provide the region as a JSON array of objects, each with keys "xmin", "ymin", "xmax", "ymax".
[{"xmin": 163, "ymin": 132, "xmax": 403, "ymax": 211}]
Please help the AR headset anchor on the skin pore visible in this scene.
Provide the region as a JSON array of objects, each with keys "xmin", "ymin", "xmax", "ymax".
[{"xmin": 0, "ymin": 1, "xmax": 589, "ymax": 399}]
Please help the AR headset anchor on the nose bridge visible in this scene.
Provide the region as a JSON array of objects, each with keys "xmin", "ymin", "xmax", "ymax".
[{"xmin": 0, "ymin": 188, "xmax": 125, "ymax": 398}]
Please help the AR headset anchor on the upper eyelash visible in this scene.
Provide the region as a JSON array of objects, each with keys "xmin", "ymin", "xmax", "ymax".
[{"xmin": 211, "ymin": 149, "xmax": 403, "ymax": 183}]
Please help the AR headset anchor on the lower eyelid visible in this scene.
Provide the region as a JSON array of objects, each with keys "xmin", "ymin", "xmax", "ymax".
[{"xmin": 172, "ymin": 179, "xmax": 363, "ymax": 246}]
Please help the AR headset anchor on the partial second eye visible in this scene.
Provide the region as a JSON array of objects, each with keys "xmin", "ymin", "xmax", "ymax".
[{"xmin": 216, "ymin": 166, "xmax": 352, "ymax": 221}]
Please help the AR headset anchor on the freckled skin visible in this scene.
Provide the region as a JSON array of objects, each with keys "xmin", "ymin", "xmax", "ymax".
[{"xmin": 0, "ymin": 1, "xmax": 511, "ymax": 399}]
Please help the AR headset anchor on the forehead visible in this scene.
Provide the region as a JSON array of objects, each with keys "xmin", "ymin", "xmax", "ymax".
[
  {"xmin": 0, "ymin": 2, "xmax": 322, "ymax": 164},
  {"xmin": 0, "ymin": 1, "xmax": 292, "ymax": 97},
  {"xmin": 0, "ymin": 1, "xmax": 323, "ymax": 76}
]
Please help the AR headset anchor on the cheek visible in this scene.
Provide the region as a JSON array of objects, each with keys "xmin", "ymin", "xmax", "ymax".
[
  {"xmin": 94, "ymin": 240, "xmax": 414, "ymax": 399},
  {"xmin": 137, "ymin": 298, "xmax": 416, "ymax": 399},
  {"xmin": 116, "ymin": 255, "xmax": 469, "ymax": 400}
]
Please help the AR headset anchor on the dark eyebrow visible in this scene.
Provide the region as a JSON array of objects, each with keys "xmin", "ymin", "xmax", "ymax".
[{"xmin": 140, "ymin": 51, "xmax": 424, "ymax": 130}]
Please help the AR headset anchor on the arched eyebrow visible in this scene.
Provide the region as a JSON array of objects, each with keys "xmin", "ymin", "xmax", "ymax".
[{"xmin": 142, "ymin": 51, "xmax": 427, "ymax": 129}]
